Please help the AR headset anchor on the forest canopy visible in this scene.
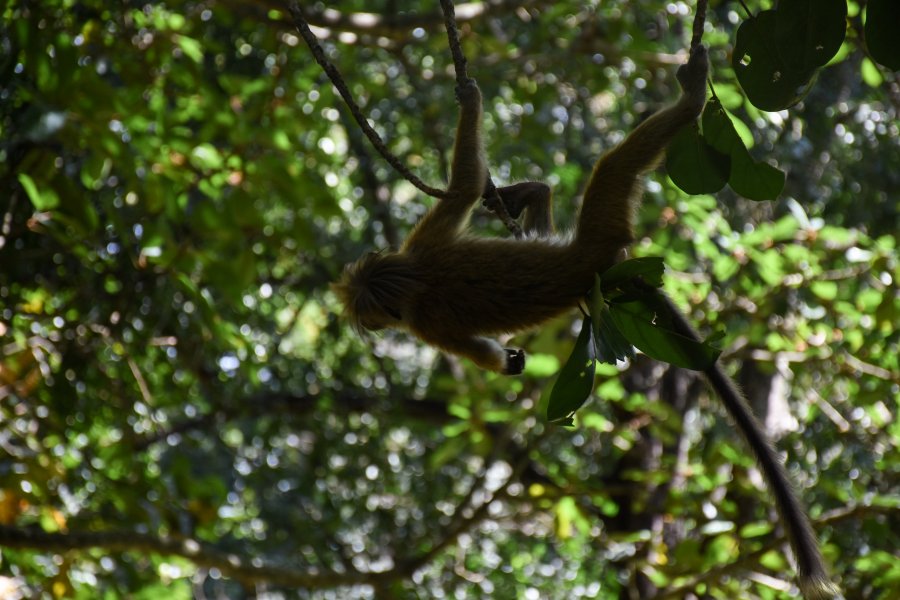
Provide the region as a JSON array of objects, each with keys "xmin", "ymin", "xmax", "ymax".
[{"xmin": 1, "ymin": 1, "xmax": 898, "ymax": 598}]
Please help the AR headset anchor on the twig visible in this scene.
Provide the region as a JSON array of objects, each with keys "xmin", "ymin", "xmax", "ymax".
[
  {"xmin": 439, "ymin": 0, "xmax": 470, "ymax": 85},
  {"xmin": 690, "ymin": 0, "xmax": 708, "ymax": 49},
  {"xmin": 286, "ymin": 2, "xmax": 446, "ymax": 199}
]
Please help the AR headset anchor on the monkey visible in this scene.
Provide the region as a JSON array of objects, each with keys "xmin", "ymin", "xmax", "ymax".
[
  {"xmin": 333, "ymin": 46, "xmax": 838, "ymax": 599},
  {"xmin": 335, "ymin": 49, "xmax": 711, "ymax": 374}
]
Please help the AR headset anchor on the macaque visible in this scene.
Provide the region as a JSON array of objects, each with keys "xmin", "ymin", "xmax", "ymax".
[{"xmin": 333, "ymin": 46, "xmax": 837, "ymax": 599}]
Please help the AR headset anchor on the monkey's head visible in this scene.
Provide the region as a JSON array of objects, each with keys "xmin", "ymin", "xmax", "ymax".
[{"xmin": 332, "ymin": 250, "xmax": 421, "ymax": 335}]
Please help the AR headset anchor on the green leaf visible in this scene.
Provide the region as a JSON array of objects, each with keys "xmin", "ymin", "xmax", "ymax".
[
  {"xmin": 666, "ymin": 123, "xmax": 730, "ymax": 195},
  {"xmin": 701, "ymin": 99, "xmax": 742, "ymax": 155},
  {"xmin": 728, "ymin": 146, "xmax": 786, "ymax": 201},
  {"xmin": 599, "ymin": 257, "xmax": 665, "ymax": 290},
  {"xmin": 175, "ymin": 34, "xmax": 204, "ymax": 63},
  {"xmin": 190, "ymin": 143, "xmax": 224, "ymax": 170},
  {"xmin": 546, "ymin": 318, "xmax": 596, "ymax": 423},
  {"xmin": 732, "ymin": 11, "xmax": 818, "ymax": 111},
  {"xmin": 18, "ymin": 173, "xmax": 59, "ymax": 210},
  {"xmin": 811, "ymin": 280, "xmax": 839, "ymax": 301},
  {"xmin": 592, "ymin": 306, "xmax": 635, "ymax": 365},
  {"xmin": 608, "ymin": 296, "xmax": 720, "ymax": 371},
  {"xmin": 590, "ymin": 295, "xmax": 636, "ymax": 366},
  {"xmin": 865, "ymin": 0, "xmax": 900, "ymax": 71},
  {"xmin": 702, "ymin": 98, "xmax": 785, "ymax": 200},
  {"xmin": 775, "ymin": 0, "xmax": 847, "ymax": 72},
  {"xmin": 861, "ymin": 58, "xmax": 884, "ymax": 87}
]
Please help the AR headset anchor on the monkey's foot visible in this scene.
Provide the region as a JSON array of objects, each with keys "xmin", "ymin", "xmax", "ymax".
[
  {"xmin": 503, "ymin": 348, "xmax": 526, "ymax": 375},
  {"xmin": 676, "ymin": 44, "xmax": 709, "ymax": 104},
  {"xmin": 455, "ymin": 78, "xmax": 481, "ymax": 108}
]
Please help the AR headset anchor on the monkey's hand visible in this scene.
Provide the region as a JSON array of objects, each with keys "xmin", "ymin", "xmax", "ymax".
[
  {"xmin": 676, "ymin": 45, "xmax": 709, "ymax": 115},
  {"xmin": 503, "ymin": 348, "xmax": 526, "ymax": 375},
  {"xmin": 455, "ymin": 78, "xmax": 482, "ymax": 110}
]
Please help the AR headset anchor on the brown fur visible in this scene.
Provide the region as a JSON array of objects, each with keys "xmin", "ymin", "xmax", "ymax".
[
  {"xmin": 335, "ymin": 48, "xmax": 709, "ymax": 373},
  {"xmin": 333, "ymin": 47, "xmax": 839, "ymax": 597}
]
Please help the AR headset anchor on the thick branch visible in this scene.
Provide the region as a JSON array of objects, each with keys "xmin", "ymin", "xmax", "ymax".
[{"xmin": 296, "ymin": 1, "xmax": 542, "ymax": 37}]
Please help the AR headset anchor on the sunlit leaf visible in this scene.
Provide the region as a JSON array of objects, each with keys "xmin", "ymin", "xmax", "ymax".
[
  {"xmin": 18, "ymin": 174, "xmax": 59, "ymax": 210},
  {"xmin": 175, "ymin": 34, "xmax": 204, "ymax": 63}
]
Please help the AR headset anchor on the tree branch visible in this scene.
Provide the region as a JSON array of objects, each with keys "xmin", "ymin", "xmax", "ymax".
[
  {"xmin": 691, "ymin": 0, "xmax": 708, "ymax": 49},
  {"xmin": 0, "ymin": 525, "xmax": 364, "ymax": 588},
  {"xmin": 294, "ymin": 1, "xmax": 544, "ymax": 37},
  {"xmin": 286, "ymin": 2, "xmax": 447, "ymax": 199}
]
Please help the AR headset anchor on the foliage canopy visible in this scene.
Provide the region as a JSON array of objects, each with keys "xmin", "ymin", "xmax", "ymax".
[{"xmin": 1, "ymin": 1, "xmax": 898, "ymax": 598}]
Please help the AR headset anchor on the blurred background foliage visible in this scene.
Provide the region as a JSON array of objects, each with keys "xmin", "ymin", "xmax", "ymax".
[{"xmin": 0, "ymin": 1, "xmax": 898, "ymax": 598}]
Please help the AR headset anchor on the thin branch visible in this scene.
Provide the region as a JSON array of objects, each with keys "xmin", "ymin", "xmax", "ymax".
[
  {"xmin": 690, "ymin": 0, "xmax": 708, "ymax": 49},
  {"xmin": 286, "ymin": 2, "xmax": 447, "ymax": 199},
  {"xmin": 439, "ymin": 0, "xmax": 471, "ymax": 85}
]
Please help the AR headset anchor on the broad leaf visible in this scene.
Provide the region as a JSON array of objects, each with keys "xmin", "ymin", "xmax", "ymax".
[
  {"xmin": 666, "ymin": 123, "xmax": 730, "ymax": 194},
  {"xmin": 702, "ymin": 98, "xmax": 785, "ymax": 201},
  {"xmin": 608, "ymin": 296, "xmax": 720, "ymax": 371},
  {"xmin": 775, "ymin": 0, "xmax": 847, "ymax": 72},
  {"xmin": 590, "ymin": 275, "xmax": 635, "ymax": 365},
  {"xmin": 865, "ymin": 0, "xmax": 900, "ymax": 71},
  {"xmin": 599, "ymin": 257, "xmax": 665, "ymax": 290},
  {"xmin": 546, "ymin": 318, "xmax": 596, "ymax": 423},
  {"xmin": 732, "ymin": 11, "xmax": 817, "ymax": 111},
  {"xmin": 729, "ymin": 148, "xmax": 786, "ymax": 201}
]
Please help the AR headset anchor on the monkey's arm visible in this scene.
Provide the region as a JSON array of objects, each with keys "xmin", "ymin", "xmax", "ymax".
[
  {"xmin": 425, "ymin": 334, "xmax": 525, "ymax": 375},
  {"xmin": 406, "ymin": 80, "xmax": 487, "ymax": 246}
]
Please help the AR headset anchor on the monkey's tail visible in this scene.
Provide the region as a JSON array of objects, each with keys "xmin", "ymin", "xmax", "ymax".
[{"xmin": 661, "ymin": 294, "xmax": 841, "ymax": 599}]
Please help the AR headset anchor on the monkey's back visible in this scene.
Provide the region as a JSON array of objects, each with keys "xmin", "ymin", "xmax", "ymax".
[{"xmin": 407, "ymin": 236, "xmax": 603, "ymax": 338}]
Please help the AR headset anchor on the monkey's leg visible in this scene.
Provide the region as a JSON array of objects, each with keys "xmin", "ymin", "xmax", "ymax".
[
  {"xmin": 447, "ymin": 79, "xmax": 487, "ymax": 200},
  {"xmin": 431, "ymin": 335, "xmax": 525, "ymax": 374},
  {"xmin": 575, "ymin": 46, "xmax": 709, "ymax": 250},
  {"xmin": 407, "ymin": 80, "xmax": 487, "ymax": 245},
  {"xmin": 497, "ymin": 182, "xmax": 554, "ymax": 236}
]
